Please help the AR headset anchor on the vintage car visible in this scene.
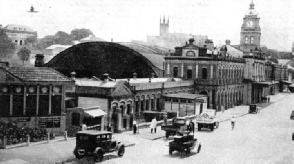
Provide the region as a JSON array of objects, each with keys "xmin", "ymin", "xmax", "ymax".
[
  {"xmin": 161, "ymin": 117, "xmax": 189, "ymax": 138},
  {"xmin": 169, "ymin": 133, "xmax": 201, "ymax": 155},
  {"xmin": 196, "ymin": 109, "xmax": 219, "ymax": 131},
  {"xmin": 290, "ymin": 111, "xmax": 294, "ymax": 120},
  {"xmin": 249, "ymin": 104, "xmax": 259, "ymax": 114},
  {"xmin": 73, "ymin": 131, "xmax": 125, "ymax": 162}
]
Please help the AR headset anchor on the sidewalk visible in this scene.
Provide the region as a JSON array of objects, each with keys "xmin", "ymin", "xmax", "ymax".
[{"xmin": 125, "ymin": 93, "xmax": 292, "ymax": 141}]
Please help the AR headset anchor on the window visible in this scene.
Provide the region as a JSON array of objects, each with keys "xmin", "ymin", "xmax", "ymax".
[
  {"xmin": 186, "ymin": 51, "xmax": 195, "ymax": 56},
  {"xmin": 187, "ymin": 68, "xmax": 192, "ymax": 79},
  {"xmin": 245, "ymin": 37, "xmax": 248, "ymax": 44},
  {"xmin": 72, "ymin": 112, "xmax": 81, "ymax": 126},
  {"xmin": 250, "ymin": 36, "xmax": 254, "ymax": 44},
  {"xmin": 173, "ymin": 66, "xmax": 178, "ymax": 77},
  {"xmin": 202, "ymin": 68, "xmax": 207, "ymax": 79}
]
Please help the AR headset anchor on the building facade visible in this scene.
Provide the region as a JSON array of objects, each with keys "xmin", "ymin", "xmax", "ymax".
[
  {"xmin": 165, "ymin": 38, "xmax": 245, "ymax": 111},
  {"xmin": 2, "ymin": 24, "xmax": 37, "ymax": 46},
  {"xmin": 0, "ymin": 62, "xmax": 75, "ymax": 134}
]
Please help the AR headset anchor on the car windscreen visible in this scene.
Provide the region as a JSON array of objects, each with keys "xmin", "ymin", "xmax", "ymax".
[
  {"xmin": 77, "ymin": 135, "xmax": 89, "ymax": 141},
  {"xmin": 176, "ymin": 120, "xmax": 185, "ymax": 124}
]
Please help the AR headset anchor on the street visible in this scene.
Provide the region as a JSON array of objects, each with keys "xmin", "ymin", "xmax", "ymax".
[
  {"xmin": 97, "ymin": 93, "xmax": 294, "ymax": 164},
  {"xmin": 1, "ymin": 93, "xmax": 294, "ymax": 164}
]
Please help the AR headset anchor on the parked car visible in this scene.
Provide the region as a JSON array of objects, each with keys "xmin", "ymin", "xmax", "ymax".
[
  {"xmin": 169, "ymin": 133, "xmax": 201, "ymax": 156},
  {"xmin": 290, "ymin": 111, "xmax": 294, "ymax": 120},
  {"xmin": 73, "ymin": 131, "xmax": 125, "ymax": 162}
]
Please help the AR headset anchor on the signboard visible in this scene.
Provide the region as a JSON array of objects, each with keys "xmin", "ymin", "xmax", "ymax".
[{"xmin": 39, "ymin": 117, "xmax": 61, "ymax": 128}]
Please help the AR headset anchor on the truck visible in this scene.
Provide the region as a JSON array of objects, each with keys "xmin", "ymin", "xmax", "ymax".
[
  {"xmin": 161, "ymin": 117, "xmax": 189, "ymax": 138},
  {"xmin": 196, "ymin": 109, "xmax": 219, "ymax": 131},
  {"xmin": 169, "ymin": 133, "xmax": 201, "ymax": 156}
]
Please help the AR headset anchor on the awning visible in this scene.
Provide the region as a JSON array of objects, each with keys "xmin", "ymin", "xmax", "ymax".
[
  {"xmin": 84, "ymin": 109, "xmax": 107, "ymax": 117},
  {"xmin": 281, "ymin": 81, "xmax": 292, "ymax": 85},
  {"xmin": 164, "ymin": 93, "xmax": 207, "ymax": 100},
  {"xmin": 254, "ymin": 81, "xmax": 271, "ymax": 87}
]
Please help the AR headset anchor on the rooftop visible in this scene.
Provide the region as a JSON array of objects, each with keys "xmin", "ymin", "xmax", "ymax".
[{"xmin": 4, "ymin": 67, "xmax": 73, "ymax": 82}]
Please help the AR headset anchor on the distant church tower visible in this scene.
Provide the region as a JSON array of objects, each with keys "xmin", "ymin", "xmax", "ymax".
[
  {"xmin": 292, "ymin": 42, "xmax": 294, "ymax": 57},
  {"xmin": 240, "ymin": 1, "xmax": 261, "ymax": 53},
  {"xmin": 160, "ymin": 16, "xmax": 169, "ymax": 36}
]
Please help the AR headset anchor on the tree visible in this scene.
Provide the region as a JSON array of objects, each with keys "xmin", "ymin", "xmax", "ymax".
[
  {"xmin": 70, "ymin": 28, "xmax": 94, "ymax": 40},
  {"xmin": 25, "ymin": 35, "xmax": 38, "ymax": 46},
  {"xmin": 36, "ymin": 35, "xmax": 55, "ymax": 49},
  {"xmin": 54, "ymin": 31, "xmax": 73, "ymax": 45},
  {"xmin": 0, "ymin": 29, "xmax": 16, "ymax": 58},
  {"xmin": 17, "ymin": 47, "xmax": 31, "ymax": 65}
]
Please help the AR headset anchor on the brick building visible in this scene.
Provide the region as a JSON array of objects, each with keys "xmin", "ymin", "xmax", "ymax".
[
  {"xmin": 0, "ymin": 62, "xmax": 75, "ymax": 134},
  {"xmin": 165, "ymin": 38, "xmax": 245, "ymax": 110}
]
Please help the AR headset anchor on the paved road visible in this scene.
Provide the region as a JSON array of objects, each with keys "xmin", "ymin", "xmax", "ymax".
[{"xmin": 95, "ymin": 93, "xmax": 294, "ymax": 164}]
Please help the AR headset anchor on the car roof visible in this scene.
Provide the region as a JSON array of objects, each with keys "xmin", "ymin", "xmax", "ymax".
[{"xmin": 77, "ymin": 130, "xmax": 112, "ymax": 136}]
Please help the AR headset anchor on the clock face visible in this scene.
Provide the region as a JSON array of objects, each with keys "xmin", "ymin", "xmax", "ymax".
[
  {"xmin": 41, "ymin": 87, "xmax": 48, "ymax": 93},
  {"xmin": 15, "ymin": 87, "xmax": 22, "ymax": 93},
  {"xmin": 2, "ymin": 87, "xmax": 8, "ymax": 93},
  {"xmin": 246, "ymin": 21, "xmax": 253, "ymax": 28},
  {"xmin": 29, "ymin": 87, "xmax": 35, "ymax": 93},
  {"xmin": 53, "ymin": 87, "xmax": 60, "ymax": 94}
]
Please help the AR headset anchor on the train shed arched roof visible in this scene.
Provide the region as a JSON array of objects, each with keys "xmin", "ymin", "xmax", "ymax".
[{"xmin": 45, "ymin": 42, "xmax": 164, "ymax": 79}]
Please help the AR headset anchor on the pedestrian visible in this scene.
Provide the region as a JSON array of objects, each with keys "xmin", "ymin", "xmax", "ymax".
[
  {"xmin": 133, "ymin": 120, "xmax": 137, "ymax": 134},
  {"xmin": 268, "ymin": 97, "xmax": 270, "ymax": 103},
  {"xmin": 189, "ymin": 120, "xmax": 195, "ymax": 133},
  {"xmin": 150, "ymin": 117, "xmax": 157, "ymax": 133},
  {"xmin": 81, "ymin": 124, "xmax": 87, "ymax": 131},
  {"xmin": 231, "ymin": 116, "xmax": 235, "ymax": 130},
  {"xmin": 163, "ymin": 113, "xmax": 168, "ymax": 125}
]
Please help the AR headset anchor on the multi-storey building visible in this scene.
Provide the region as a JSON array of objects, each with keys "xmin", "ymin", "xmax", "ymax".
[
  {"xmin": 2, "ymin": 24, "xmax": 37, "ymax": 46},
  {"xmin": 165, "ymin": 38, "xmax": 245, "ymax": 110}
]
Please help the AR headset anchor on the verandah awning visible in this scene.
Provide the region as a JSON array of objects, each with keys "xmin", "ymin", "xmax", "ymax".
[
  {"xmin": 84, "ymin": 109, "xmax": 107, "ymax": 117},
  {"xmin": 281, "ymin": 80, "xmax": 292, "ymax": 85}
]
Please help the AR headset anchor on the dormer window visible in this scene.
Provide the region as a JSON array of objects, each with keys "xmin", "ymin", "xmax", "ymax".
[{"xmin": 186, "ymin": 51, "xmax": 195, "ymax": 57}]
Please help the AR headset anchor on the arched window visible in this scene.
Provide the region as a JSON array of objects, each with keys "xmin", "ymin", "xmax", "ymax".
[
  {"xmin": 250, "ymin": 36, "xmax": 254, "ymax": 44},
  {"xmin": 245, "ymin": 37, "xmax": 248, "ymax": 44},
  {"xmin": 186, "ymin": 51, "xmax": 195, "ymax": 57}
]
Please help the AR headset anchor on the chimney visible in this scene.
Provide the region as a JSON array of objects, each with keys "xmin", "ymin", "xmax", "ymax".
[
  {"xmin": 111, "ymin": 38, "xmax": 113, "ymax": 42},
  {"xmin": 70, "ymin": 72, "xmax": 76, "ymax": 79},
  {"xmin": 133, "ymin": 73, "xmax": 137, "ymax": 79},
  {"xmin": 0, "ymin": 61, "xmax": 9, "ymax": 68},
  {"xmin": 225, "ymin": 40, "xmax": 231, "ymax": 45},
  {"xmin": 103, "ymin": 73, "xmax": 109, "ymax": 83},
  {"xmin": 151, "ymin": 73, "xmax": 155, "ymax": 79},
  {"xmin": 188, "ymin": 38, "xmax": 195, "ymax": 45},
  {"xmin": 35, "ymin": 54, "xmax": 44, "ymax": 67}
]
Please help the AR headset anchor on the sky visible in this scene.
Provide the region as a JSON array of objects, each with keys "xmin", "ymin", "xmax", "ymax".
[{"xmin": 0, "ymin": 0, "xmax": 293, "ymax": 51}]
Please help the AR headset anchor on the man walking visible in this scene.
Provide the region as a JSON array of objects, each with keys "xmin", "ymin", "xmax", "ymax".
[
  {"xmin": 150, "ymin": 117, "xmax": 157, "ymax": 133},
  {"xmin": 231, "ymin": 116, "xmax": 235, "ymax": 130}
]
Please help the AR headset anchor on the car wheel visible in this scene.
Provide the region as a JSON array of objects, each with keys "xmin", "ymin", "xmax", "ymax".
[
  {"xmin": 211, "ymin": 125, "xmax": 214, "ymax": 131},
  {"xmin": 74, "ymin": 147, "xmax": 85, "ymax": 159},
  {"xmin": 197, "ymin": 144, "xmax": 201, "ymax": 153},
  {"xmin": 185, "ymin": 149, "xmax": 190, "ymax": 155},
  {"xmin": 94, "ymin": 150, "xmax": 103, "ymax": 162},
  {"xmin": 198, "ymin": 124, "xmax": 201, "ymax": 131},
  {"xmin": 118, "ymin": 145, "xmax": 125, "ymax": 156},
  {"xmin": 169, "ymin": 148, "xmax": 173, "ymax": 155}
]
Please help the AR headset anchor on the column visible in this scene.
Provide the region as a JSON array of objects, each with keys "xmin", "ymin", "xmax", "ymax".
[
  {"xmin": 36, "ymin": 85, "xmax": 39, "ymax": 115},
  {"xmin": 196, "ymin": 64, "xmax": 198, "ymax": 78},
  {"xmin": 181, "ymin": 63, "xmax": 184, "ymax": 77},
  {"xmin": 49, "ymin": 85, "xmax": 52, "ymax": 115},
  {"xmin": 23, "ymin": 86, "xmax": 26, "ymax": 116}
]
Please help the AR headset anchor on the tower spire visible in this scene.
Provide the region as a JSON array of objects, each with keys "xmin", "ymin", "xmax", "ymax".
[
  {"xmin": 163, "ymin": 15, "xmax": 165, "ymax": 23},
  {"xmin": 250, "ymin": 0, "xmax": 254, "ymax": 9}
]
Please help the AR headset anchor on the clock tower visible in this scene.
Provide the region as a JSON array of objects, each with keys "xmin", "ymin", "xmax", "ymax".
[{"xmin": 240, "ymin": 1, "xmax": 261, "ymax": 53}]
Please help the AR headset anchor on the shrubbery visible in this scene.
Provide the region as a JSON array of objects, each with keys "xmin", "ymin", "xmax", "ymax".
[{"xmin": 0, "ymin": 121, "xmax": 54, "ymax": 145}]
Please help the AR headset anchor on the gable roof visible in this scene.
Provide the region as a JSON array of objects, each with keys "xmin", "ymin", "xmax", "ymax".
[{"xmin": 3, "ymin": 67, "xmax": 73, "ymax": 82}]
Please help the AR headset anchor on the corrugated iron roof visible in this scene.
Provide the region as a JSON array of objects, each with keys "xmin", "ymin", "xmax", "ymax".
[{"xmin": 4, "ymin": 67, "xmax": 73, "ymax": 82}]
